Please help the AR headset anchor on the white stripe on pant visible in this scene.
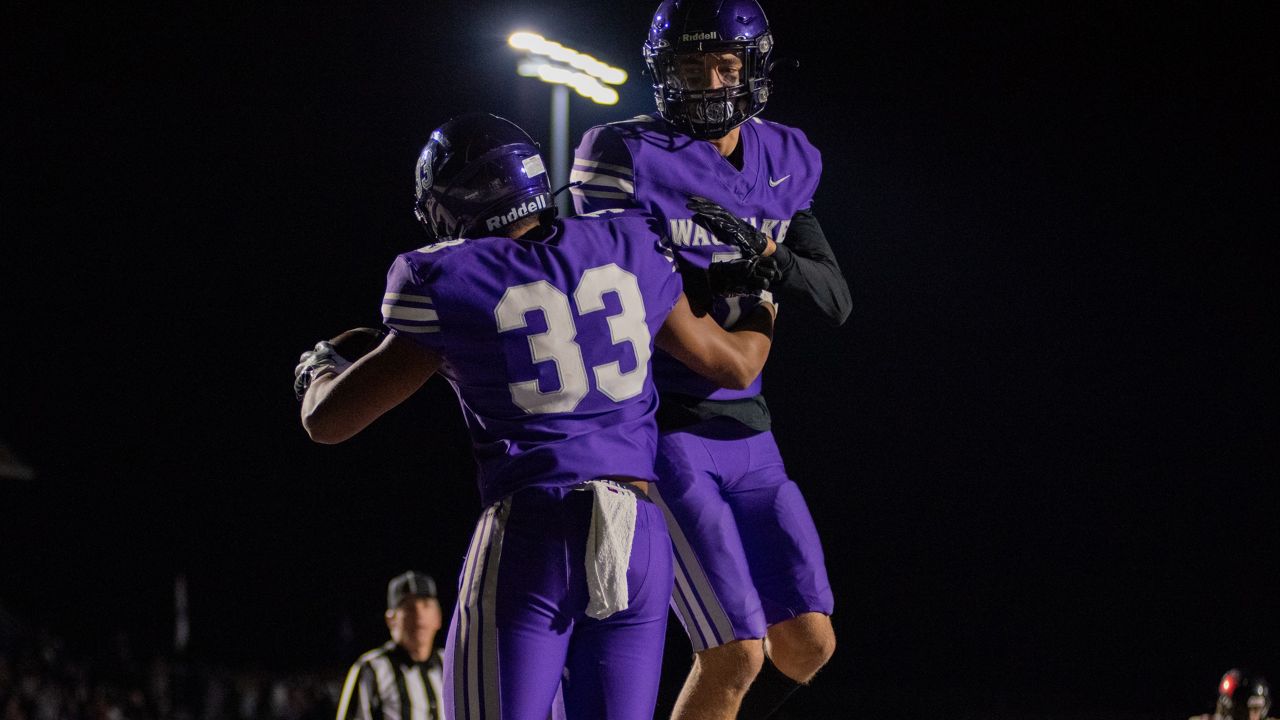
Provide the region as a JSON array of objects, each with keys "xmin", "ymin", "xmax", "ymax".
[
  {"xmin": 453, "ymin": 499, "xmax": 511, "ymax": 720},
  {"xmin": 649, "ymin": 484, "xmax": 737, "ymax": 652}
]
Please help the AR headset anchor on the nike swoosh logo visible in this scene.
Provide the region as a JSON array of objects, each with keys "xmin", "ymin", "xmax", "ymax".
[{"xmin": 768, "ymin": 174, "xmax": 791, "ymax": 187}]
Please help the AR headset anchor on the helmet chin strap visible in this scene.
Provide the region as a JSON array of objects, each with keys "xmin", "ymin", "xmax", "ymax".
[
  {"xmin": 533, "ymin": 180, "xmax": 582, "ymax": 226},
  {"xmin": 551, "ymin": 180, "xmax": 582, "ymax": 199},
  {"xmin": 519, "ymin": 181, "xmax": 582, "ymax": 231}
]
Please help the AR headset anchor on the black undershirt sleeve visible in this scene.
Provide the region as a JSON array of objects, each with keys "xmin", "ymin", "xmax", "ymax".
[
  {"xmin": 658, "ymin": 210, "xmax": 849, "ymax": 434},
  {"xmin": 769, "ymin": 208, "xmax": 852, "ymax": 326}
]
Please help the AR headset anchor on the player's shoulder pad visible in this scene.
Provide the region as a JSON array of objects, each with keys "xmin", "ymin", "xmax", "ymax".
[
  {"xmin": 753, "ymin": 117, "xmax": 822, "ymax": 163},
  {"xmin": 388, "ymin": 236, "xmax": 488, "ymax": 288},
  {"xmin": 751, "ymin": 116, "xmax": 819, "ymax": 148},
  {"xmin": 404, "ymin": 236, "xmax": 486, "ymax": 268},
  {"xmin": 576, "ymin": 121, "xmax": 641, "ymax": 165},
  {"xmin": 580, "ymin": 115, "xmax": 668, "ymax": 152},
  {"xmin": 750, "ymin": 116, "xmax": 823, "ymax": 199},
  {"xmin": 413, "ymin": 236, "xmax": 474, "ymax": 257}
]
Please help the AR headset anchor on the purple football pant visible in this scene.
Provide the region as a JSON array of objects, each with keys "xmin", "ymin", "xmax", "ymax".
[
  {"xmin": 443, "ymin": 483, "xmax": 673, "ymax": 720},
  {"xmin": 652, "ymin": 419, "xmax": 834, "ymax": 652}
]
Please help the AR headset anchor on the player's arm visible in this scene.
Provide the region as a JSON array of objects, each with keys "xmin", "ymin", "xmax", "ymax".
[
  {"xmin": 299, "ymin": 332, "xmax": 441, "ymax": 444},
  {"xmin": 655, "ymin": 293, "xmax": 775, "ymax": 390},
  {"xmin": 768, "ymin": 208, "xmax": 852, "ymax": 326},
  {"xmin": 689, "ymin": 197, "xmax": 851, "ymax": 326}
]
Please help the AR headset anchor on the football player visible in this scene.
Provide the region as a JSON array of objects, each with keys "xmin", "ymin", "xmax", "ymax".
[
  {"xmin": 571, "ymin": 1, "xmax": 850, "ymax": 718},
  {"xmin": 296, "ymin": 113, "xmax": 776, "ymax": 720},
  {"xmin": 1191, "ymin": 669, "xmax": 1273, "ymax": 720}
]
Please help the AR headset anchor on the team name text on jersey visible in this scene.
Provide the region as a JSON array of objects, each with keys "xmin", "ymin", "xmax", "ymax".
[{"xmin": 668, "ymin": 217, "xmax": 791, "ymax": 247}]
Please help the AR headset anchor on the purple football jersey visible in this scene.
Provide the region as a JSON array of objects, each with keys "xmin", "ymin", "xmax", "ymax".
[
  {"xmin": 381, "ymin": 211, "xmax": 683, "ymax": 507},
  {"xmin": 571, "ymin": 115, "xmax": 822, "ymax": 400}
]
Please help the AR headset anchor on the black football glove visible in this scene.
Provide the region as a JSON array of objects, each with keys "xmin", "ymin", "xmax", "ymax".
[
  {"xmin": 687, "ymin": 195, "xmax": 770, "ymax": 257},
  {"xmin": 707, "ymin": 254, "xmax": 782, "ymax": 296},
  {"xmin": 293, "ymin": 327, "xmax": 386, "ymax": 400},
  {"xmin": 674, "ymin": 253, "xmax": 713, "ymax": 315}
]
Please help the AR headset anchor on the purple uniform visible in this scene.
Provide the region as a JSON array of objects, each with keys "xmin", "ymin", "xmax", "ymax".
[
  {"xmin": 572, "ymin": 114, "xmax": 818, "ymax": 400},
  {"xmin": 573, "ymin": 115, "xmax": 835, "ymax": 651},
  {"xmin": 382, "ymin": 211, "xmax": 681, "ymax": 719}
]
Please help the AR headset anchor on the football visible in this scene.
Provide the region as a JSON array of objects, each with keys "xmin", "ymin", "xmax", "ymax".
[{"xmin": 328, "ymin": 326, "xmax": 386, "ymax": 363}]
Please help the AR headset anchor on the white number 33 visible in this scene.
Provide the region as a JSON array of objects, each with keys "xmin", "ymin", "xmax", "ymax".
[{"xmin": 494, "ymin": 263, "xmax": 651, "ymax": 414}]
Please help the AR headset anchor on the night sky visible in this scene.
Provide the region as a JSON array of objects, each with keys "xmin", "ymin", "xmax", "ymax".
[{"xmin": 4, "ymin": 1, "xmax": 1277, "ymax": 717}]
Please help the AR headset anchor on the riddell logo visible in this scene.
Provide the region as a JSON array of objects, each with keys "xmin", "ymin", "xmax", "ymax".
[
  {"xmin": 681, "ymin": 31, "xmax": 718, "ymax": 41},
  {"xmin": 485, "ymin": 195, "xmax": 547, "ymax": 231}
]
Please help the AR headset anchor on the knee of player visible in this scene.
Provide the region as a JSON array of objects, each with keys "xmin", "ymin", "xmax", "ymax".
[
  {"xmin": 808, "ymin": 629, "xmax": 836, "ymax": 669},
  {"xmin": 769, "ymin": 620, "xmax": 835, "ymax": 680},
  {"xmin": 793, "ymin": 634, "xmax": 834, "ymax": 673}
]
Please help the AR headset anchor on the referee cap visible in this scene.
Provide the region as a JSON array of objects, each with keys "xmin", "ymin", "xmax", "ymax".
[{"xmin": 387, "ymin": 570, "xmax": 438, "ymax": 611}]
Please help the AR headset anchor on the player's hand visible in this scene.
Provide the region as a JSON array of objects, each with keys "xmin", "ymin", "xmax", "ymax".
[
  {"xmin": 687, "ymin": 196, "xmax": 775, "ymax": 257},
  {"xmin": 293, "ymin": 327, "xmax": 386, "ymax": 400},
  {"xmin": 294, "ymin": 341, "xmax": 343, "ymax": 399},
  {"xmin": 707, "ymin": 254, "xmax": 781, "ymax": 296}
]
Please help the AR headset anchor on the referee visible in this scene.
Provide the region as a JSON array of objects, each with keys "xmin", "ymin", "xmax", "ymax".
[{"xmin": 336, "ymin": 571, "xmax": 444, "ymax": 720}]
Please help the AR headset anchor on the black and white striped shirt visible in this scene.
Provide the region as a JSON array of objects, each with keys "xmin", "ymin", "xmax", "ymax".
[{"xmin": 336, "ymin": 642, "xmax": 443, "ymax": 720}]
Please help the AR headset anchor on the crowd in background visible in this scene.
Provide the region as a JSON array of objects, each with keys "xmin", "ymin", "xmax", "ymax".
[
  {"xmin": 0, "ymin": 628, "xmax": 338, "ymax": 720},
  {"xmin": 2, "ymin": 609, "xmax": 1267, "ymax": 719}
]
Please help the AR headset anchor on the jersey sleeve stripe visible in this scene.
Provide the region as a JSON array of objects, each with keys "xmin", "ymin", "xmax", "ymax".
[
  {"xmin": 569, "ymin": 170, "xmax": 635, "ymax": 194},
  {"xmin": 384, "ymin": 292, "xmax": 433, "ymax": 304},
  {"xmin": 571, "ymin": 158, "xmax": 634, "ymax": 177},
  {"xmin": 386, "ymin": 322, "xmax": 441, "ymax": 334},
  {"xmin": 569, "ymin": 187, "xmax": 632, "ymax": 200},
  {"xmin": 382, "ymin": 304, "xmax": 439, "ymax": 322}
]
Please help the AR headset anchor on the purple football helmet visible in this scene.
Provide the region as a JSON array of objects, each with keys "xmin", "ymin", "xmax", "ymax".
[
  {"xmin": 413, "ymin": 113, "xmax": 553, "ymax": 240},
  {"xmin": 643, "ymin": 0, "xmax": 775, "ymax": 139}
]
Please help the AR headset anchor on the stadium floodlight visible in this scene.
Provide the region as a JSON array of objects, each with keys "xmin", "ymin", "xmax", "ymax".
[
  {"xmin": 517, "ymin": 61, "xmax": 620, "ymax": 105},
  {"xmin": 508, "ymin": 31, "xmax": 628, "ymax": 214},
  {"xmin": 508, "ymin": 32, "xmax": 628, "ymax": 87}
]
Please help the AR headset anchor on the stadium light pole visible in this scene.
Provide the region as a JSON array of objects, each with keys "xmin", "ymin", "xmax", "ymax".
[
  {"xmin": 508, "ymin": 31, "xmax": 627, "ymax": 216},
  {"xmin": 550, "ymin": 83, "xmax": 569, "ymax": 215}
]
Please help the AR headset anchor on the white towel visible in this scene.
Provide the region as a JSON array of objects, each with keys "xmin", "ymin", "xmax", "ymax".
[{"xmin": 583, "ymin": 480, "xmax": 638, "ymax": 619}]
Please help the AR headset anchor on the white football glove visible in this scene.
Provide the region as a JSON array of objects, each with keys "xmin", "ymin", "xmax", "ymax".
[{"xmin": 293, "ymin": 341, "xmax": 353, "ymax": 400}]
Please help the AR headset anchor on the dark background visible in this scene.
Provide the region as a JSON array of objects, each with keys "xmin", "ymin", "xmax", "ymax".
[{"xmin": 3, "ymin": 1, "xmax": 1276, "ymax": 717}]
